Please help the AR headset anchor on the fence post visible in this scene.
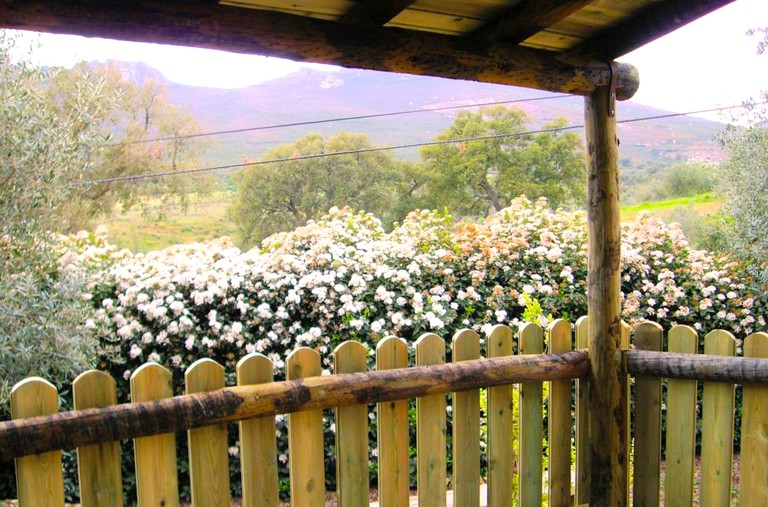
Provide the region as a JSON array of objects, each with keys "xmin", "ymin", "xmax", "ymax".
[
  {"xmin": 519, "ymin": 322, "xmax": 543, "ymax": 507},
  {"xmin": 486, "ymin": 324, "xmax": 515, "ymax": 507},
  {"xmin": 574, "ymin": 316, "xmax": 590, "ymax": 506},
  {"xmin": 11, "ymin": 377, "xmax": 65, "ymax": 507},
  {"xmin": 237, "ymin": 353, "xmax": 279, "ymax": 507},
  {"xmin": 664, "ymin": 325, "xmax": 698, "ymax": 507},
  {"xmin": 740, "ymin": 332, "xmax": 768, "ymax": 507},
  {"xmin": 585, "ymin": 84, "xmax": 627, "ymax": 507},
  {"xmin": 633, "ymin": 322, "xmax": 663, "ymax": 507},
  {"xmin": 130, "ymin": 363, "xmax": 180, "ymax": 507},
  {"xmin": 334, "ymin": 341, "xmax": 370, "ymax": 507},
  {"xmin": 415, "ymin": 333, "xmax": 447, "ymax": 507},
  {"xmin": 452, "ymin": 329, "xmax": 480, "ymax": 507},
  {"xmin": 287, "ymin": 347, "xmax": 326, "ymax": 507},
  {"xmin": 186, "ymin": 358, "xmax": 231, "ymax": 507},
  {"xmin": 73, "ymin": 370, "xmax": 123, "ymax": 507},
  {"xmin": 700, "ymin": 330, "xmax": 736, "ymax": 507},
  {"xmin": 376, "ymin": 336, "xmax": 410, "ymax": 507},
  {"xmin": 548, "ymin": 319, "xmax": 573, "ymax": 507}
]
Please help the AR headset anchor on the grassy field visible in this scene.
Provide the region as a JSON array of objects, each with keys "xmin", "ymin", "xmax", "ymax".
[
  {"xmin": 100, "ymin": 193, "xmax": 237, "ymax": 252},
  {"xmin": 99, "ymin": 193, "xmax": 721, "ymax": 253},
  {"xmin": 620, "ymin": 193, "xmax": 720, "ymax": 222}
]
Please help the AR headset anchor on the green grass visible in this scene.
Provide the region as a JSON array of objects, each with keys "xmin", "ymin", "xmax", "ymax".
[
  {"xmin": 621, "ymin": 193, "xmax": 720, "ymax": 221},
  {"xmin": 98, "ymin": 193, "xmax": 237, "ymax": 252},
  {"xmin": 98, "ymin": 191, "xmax": 722, "ymax": 253}
]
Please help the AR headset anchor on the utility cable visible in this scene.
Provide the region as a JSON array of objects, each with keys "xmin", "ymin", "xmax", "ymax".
[
  {"xmin": 83, "ymin": 101, "xmax": 767, "ymax": 185},
  {"xmin": 104, "ymin": 94, "xmax": 570, "ymax": 146}
]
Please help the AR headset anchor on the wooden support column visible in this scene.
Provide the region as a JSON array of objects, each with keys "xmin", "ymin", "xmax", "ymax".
[{"xmin": 585, "ymin": 85, "xmax": 627, "ymax": 506}]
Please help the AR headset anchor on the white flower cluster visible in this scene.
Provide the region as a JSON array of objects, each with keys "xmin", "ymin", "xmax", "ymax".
[{"xmin": 56, "ymin": 198, "xmax": 765, "ymax": 388}]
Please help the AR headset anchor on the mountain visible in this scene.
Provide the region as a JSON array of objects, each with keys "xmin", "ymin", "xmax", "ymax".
[{"xmin": 121, "ymin": 62, "xmax": 727, "ymax": 177}]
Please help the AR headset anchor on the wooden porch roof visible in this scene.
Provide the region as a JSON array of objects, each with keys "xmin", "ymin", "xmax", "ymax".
[{"xmin": 0, "ymin": 0, "xmax": 736, "ymax": 101}]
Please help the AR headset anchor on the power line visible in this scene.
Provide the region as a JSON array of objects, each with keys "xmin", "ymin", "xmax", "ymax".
[
  {"xmin": 83, "ymin": 101, "xmax": 767, "ymax": 186},
  {"xmin": 104, "ymin": 94, "xmax": 571, "ymax": 146}
]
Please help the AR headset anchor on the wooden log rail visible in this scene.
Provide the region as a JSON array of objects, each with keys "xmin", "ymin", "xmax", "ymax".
[
  {"xmin": 625, "ymin": 350, "xmax": 768, "ymax": 383},
  {"xmin": 0, "ymin": 0, "xmax": 640, "ymax": 100},
  {"xmin": 0, "ymin": 350, "xmax": 588, "ymax": 462}
]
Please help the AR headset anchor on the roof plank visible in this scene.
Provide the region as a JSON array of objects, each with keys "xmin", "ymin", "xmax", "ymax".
[
  {"xmin": 473, "ymin": 0, "xmax": 597, "ymax": 43},
  {"xmin": 0, "ymin": 0, "xmax": 639, "ymax": 99},
  {"xmin": 568, "ymin": 0, "xmax": 737, "ymax": 58},
  {"xmin": 340, "ymin": 0, "xmax": 417, "ymax": 26}
]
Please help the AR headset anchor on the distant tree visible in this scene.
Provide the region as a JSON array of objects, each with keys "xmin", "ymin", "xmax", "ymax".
[
  {"xmin": 420, "ymin": 106, "xmax": 584, "ymax": 218},
  {"xmin": 661, "ymin": 160, "xmax": 716, "ymax": 197},
  {"xmin": 45, "ymin": 61, "xmax": 211, "ymax": 230},
  {"xmin": 230, "ymin": 132, "xmax": 415, "ymax": 246},
  {"xmin": 629, "ymin": 159, "xmax": 716, "ymax": 203},
  {"xmin": 502, "ymin": 117, "xmax": 585, "ymax": 207},
  {"xmin": 716, "ymin": 124, "xmax": 768, "ymax": 287}
]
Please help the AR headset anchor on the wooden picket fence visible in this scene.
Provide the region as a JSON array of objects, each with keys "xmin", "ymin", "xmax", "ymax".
[
  {"xmin": 5, "ymin": 318, "xmax": 768, "ymax": 506},
  {"xmin": 628, "ymin": 323, "xmax": 768, "ymax": 507}
]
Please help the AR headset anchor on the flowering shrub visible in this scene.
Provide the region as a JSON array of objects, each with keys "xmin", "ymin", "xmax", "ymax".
[
  {"xmin": 53, "ymin": 198, "xmax": 767, "ymax": 498},
  {"xmin": 86, "ymin": 199, "xmax": 766, "ymax": 383}
]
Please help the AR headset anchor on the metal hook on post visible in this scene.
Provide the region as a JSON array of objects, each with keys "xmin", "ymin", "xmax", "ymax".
[{"xmin": 608, "ymin": 61, "xmax": 618, "ymax": 117}]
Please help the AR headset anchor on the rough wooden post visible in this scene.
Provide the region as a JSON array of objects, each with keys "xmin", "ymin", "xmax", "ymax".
[{"xmin": 585, "ymin": 85, "xmax": 627, "ymax": 507}]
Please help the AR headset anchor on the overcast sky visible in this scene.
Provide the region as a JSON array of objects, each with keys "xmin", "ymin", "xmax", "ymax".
[{"xmin": 7, "ymin": 0, "xmax": 767, "ymax": 121}]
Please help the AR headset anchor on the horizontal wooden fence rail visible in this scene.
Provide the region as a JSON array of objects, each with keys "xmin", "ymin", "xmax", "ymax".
[
  {"xmin": 8, "ymin": 319, "xmax": 767, "ymax": 506},
  {"xmin": 0, "ymin": 349, "xmax": 588, "ymax": 462},
  {"xmin": 627, "ymin": 327, "xmax": 768, "ymax": 507},
  {"xmin": 624, "ymin": 349, "xmax": 768, "ymax": 383}
]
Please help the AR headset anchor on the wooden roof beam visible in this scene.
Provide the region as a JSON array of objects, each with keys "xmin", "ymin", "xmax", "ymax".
[
  {"xmin": 0, "ymin": 0, "xmax": 639, "ymax": 99},
  {"xmin": 569, "ymin": 0, "xmax": 737, "ymax": 59},
  {"xmin": 473, "ymin": 0, "xmax": 596, "ymax": 44},
  {"xmin": 340, "ymin": 0, "xmax": 416, "ymax": 27}
]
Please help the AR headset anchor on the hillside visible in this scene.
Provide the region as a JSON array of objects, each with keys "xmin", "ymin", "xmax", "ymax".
[{"xmin": 116, "ymin": 61, "xmax": 726, "ymax": 179}]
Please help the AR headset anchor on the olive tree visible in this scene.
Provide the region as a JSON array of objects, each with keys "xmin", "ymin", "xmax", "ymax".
[
  {"xmin": 716, "ymin": 123, "xmax": 768, "ymax": 288},
  {"xmin": 231, "ymin": 132, "xmax": 417, "ymax": 246},
  {"xmin": 420, "ymin": 106, "xmax": 584, "ymax": 218}
]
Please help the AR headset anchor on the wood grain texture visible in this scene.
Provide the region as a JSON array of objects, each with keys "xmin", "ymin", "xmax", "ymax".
[
  {"xmin": 333, "ymin": 341, "xmax": 370, "ymax": 507},
  {"xmin": 519, "ymin": 323, "xmax": 543, "ymax": 507},
  {"xmin": 585, "ymin": 85, "xmax": 627, "ymax": 507},
  {"xmin": 568, "ymin": 0, "xmax": 737, "ymax": 59},
  {"xmin": 664, "ymin": 326, "xmax": 698, "ymax": 507},
  {"xmin": 186, "ymin": 359, "xmax": 231, "ymax": 507},
  {"xmin": 700, "ymin": 330, "xmax": 736, "ymax": 507},
  {"xmin": 130, "ymin": 363, "xmax": 180, "ymax": 507},
  {"xmin": 548, "ymin": 319, "xmax": 573, "ymax": 507},
  {"xmin": 287, "ymin": 348, "xmax": 326, "ymax": 507},
  {"xmin": 237, "ymin": 353, "xmax": 279, "ymax": 507},
  {"xmin": 0, "ymin": 350, "xmax": 589, "ymax": 461},
  {"xmin": 415, "ymin": 333, "xmax": 447, "ymax": 507},
  {"xmin": 11, "ymin": 377, "xmax": 65, "ymax": 507},
  {"xmin": 0, "ymin": 0, "xmax": 640, "ymax": 99},
  {"xmin": 473, "ymin": 0, "xmax": 595, "ymax": 43},
  {"xmin": 451, "ymin": 329, "xmax": 480, "ymax": 507},
  {"xmin": 486, "ymin": 325, "xmax": 516, "ymax": 507},
  {"xmin": 375, "ymin": 336, "xmax": 410, "ymax": 507},
  {"xmin": 339, "ymin": 0, "xmax": 416, "ymax": 26},
  {"xmin": 739, "ymin": 332, "xmax": 768, "ymax": 507},
  {"xmin": 73, "ymin": 370, "xmax": 123, "ymax": 507},
  {"xmin": 632, "ymin": 322, "xmax": 662, "ymax": 507},
  {"xmin": 574, "ymin": 316, "xmax": 590, "ymax": 507},
  {"xmin": 624, "ymin": 351, "xmax": 768, "ymax": 383}
]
